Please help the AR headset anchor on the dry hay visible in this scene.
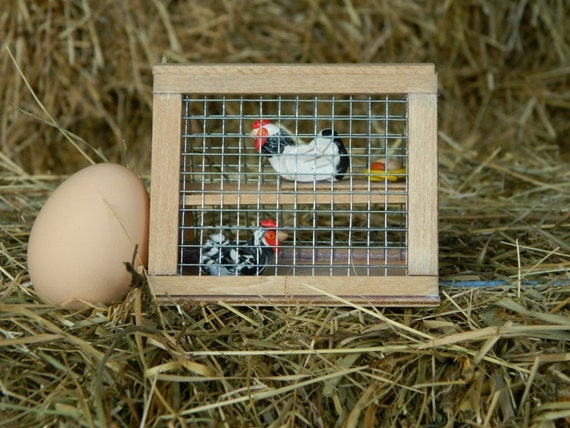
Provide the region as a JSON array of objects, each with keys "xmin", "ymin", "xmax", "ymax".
[{"xmin": 1, "ymin": 1, "xmax": 570, "ymax": 427}]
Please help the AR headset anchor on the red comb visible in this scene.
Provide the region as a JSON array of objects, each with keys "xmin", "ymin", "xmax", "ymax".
[
  {"xmin": 260, "ymin": 218, "xmax": 277, "ymax": 229},
  {"xmin": 252, "ymin": 119, "xmax": 271, "ymax": 129}
]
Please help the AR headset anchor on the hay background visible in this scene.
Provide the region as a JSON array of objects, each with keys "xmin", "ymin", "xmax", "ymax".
[{"xmin": 1, "ymin": 1, "xmax": 569, "ymax": 427}]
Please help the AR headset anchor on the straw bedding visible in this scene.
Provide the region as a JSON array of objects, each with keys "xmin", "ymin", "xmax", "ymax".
[{"xmin": 1, "ymin": 1, "xmax": 569, "ymax": 426}]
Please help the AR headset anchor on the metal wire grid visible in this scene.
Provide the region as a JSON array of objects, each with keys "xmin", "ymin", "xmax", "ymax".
[{"xmin": 178, "ymin": 95, "xmax": 409, "ymax": 276}]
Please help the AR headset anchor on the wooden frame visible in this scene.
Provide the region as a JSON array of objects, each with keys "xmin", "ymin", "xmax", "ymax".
[{"xmin": 149, "ymin": 64, "xmax": 438, "ymax": 306}]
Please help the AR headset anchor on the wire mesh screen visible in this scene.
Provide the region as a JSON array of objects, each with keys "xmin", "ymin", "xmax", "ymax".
[{"xmin": 178, "ymin": 95, "xmax": 409, "ymax": 277}]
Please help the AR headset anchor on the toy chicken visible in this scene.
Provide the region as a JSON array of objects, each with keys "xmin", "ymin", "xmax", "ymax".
[
  {"xmin": 250, "ymin": 119, "xmax": 349, "ymax": 182},
  {"xmin": 199, "ymin": 219, "xmax": 288, "ymax": 276}
]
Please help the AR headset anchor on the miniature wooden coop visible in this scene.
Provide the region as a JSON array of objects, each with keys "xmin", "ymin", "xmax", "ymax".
[{"xmin": 149, "ymin": 64, "xmax": 438, "ymax": 306}]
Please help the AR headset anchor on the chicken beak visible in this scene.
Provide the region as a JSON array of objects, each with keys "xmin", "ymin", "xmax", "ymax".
[
  {"xmin": 250, "ymin": 127, "xmax": 268, "ymax": 151},
  {"xmin": 274, "ymin": 230, "xmax": 289, "ymax": 254}
]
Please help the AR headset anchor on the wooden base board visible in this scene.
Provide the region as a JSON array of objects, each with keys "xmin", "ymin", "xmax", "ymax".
[{"xmin": 149, "ymin": 275, "xmax": 440, "ymax": 306}]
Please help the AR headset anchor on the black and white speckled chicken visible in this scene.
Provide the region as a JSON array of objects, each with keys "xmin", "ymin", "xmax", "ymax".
[
  {"xmin": 200, "ymin": 219, "xmax": 288, "ymax": 276},
  {"xmin": 250, "ymin": 120, "xmax": 349, "ymax": 182}
]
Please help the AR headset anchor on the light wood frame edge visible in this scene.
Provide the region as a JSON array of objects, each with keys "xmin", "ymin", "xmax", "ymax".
[
  {"xmin": 148, "ymin": 93, "xmax": 182, "ymax": 275},
  {"xmin": 407, "ymin": 92, "xmax": 438, "ymax": 276},
  {"xmin": 149, "ymin": 275, "xmax": 440, "ymax": 306},
  {"xmin": 153, "ymin": 63, "xmax": 437, "ymax": 94}
]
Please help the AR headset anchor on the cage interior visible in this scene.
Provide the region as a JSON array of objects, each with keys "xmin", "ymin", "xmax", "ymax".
[{"xmin": 178, "ymin": 95, "xmax": 409, "ymax": 276}]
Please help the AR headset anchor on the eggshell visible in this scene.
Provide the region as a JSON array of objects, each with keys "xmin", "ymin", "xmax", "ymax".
[{"xmin": 27, "ymin": 163, "xmax": 149, "ymax": 308}]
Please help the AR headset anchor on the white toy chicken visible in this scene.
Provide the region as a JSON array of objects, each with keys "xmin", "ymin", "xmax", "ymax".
[
  {"xmin": 250, "ymin": 120, "xmax": 349, "ymax": 182},
  {"xmin": 199, "ymin": 219, "xmax": 288, "ymax": 276}
]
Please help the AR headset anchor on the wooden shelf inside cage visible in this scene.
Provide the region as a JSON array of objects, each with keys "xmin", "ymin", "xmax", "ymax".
[
  {"xmin": 149, "ymin": 64, "xmax": 439, "ymax": 306},
  {"xmin": 184, "ymin": 181, "xmax": 408, "ymax": 206}
]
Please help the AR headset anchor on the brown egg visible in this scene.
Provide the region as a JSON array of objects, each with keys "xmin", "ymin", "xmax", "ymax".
[{"xmin": 27, "ymin": 163, "xmax": 149, "ymax": 308}]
